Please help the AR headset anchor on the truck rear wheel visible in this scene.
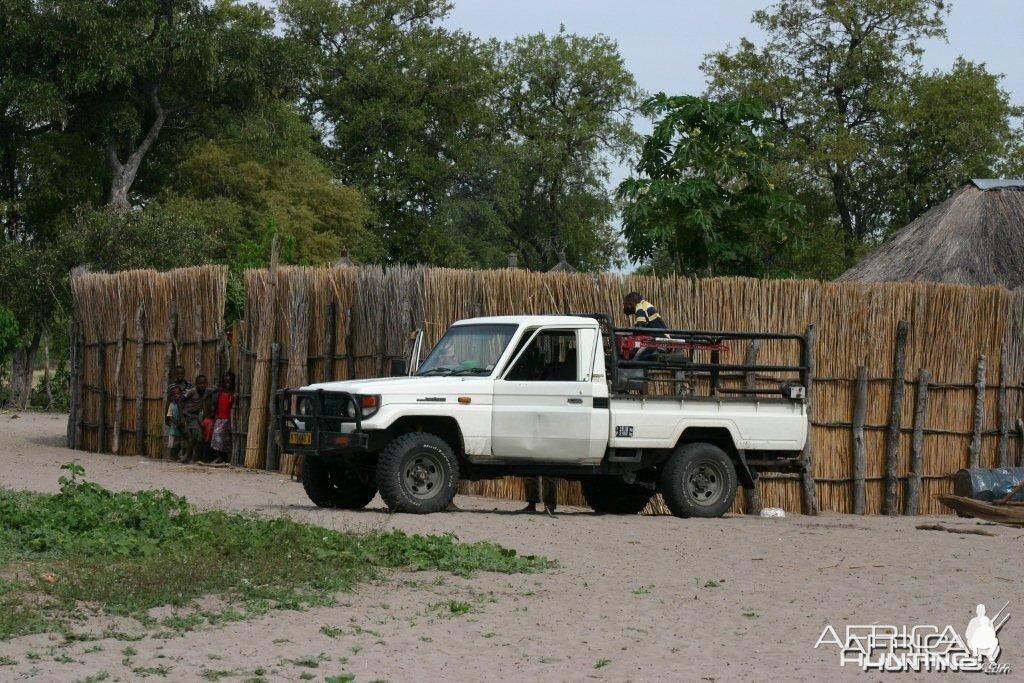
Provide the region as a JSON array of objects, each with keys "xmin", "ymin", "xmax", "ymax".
[
  {"xmin": 302, "ymin": 457, "xmax": 378, "ymax": 509},
  {"xmin": 580, "ymin": 478, "xmax": 652, "ymax": 515},
  {"xmin": 659, "ymin": 442, "xmax": 737, "ymax": 518},
  {"xmin": 376, "ymin": 432, "xmax": 459, "ymax": 514}
]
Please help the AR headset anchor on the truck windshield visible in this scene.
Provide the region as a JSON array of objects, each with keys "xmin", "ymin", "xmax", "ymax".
[{"xmin": 417, "ymin": 324, "xmax": 518, "ymax": 376}]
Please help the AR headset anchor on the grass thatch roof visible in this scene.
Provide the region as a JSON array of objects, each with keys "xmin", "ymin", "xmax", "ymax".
[{"xmin": 838, "ymin": 179, "xmax": 1024, "ymax": 289}]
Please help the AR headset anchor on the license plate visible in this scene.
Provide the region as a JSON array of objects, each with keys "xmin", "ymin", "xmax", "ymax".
[{"xmin": 289, "ymin": 431, "xmax": 313, "ymax": 446}]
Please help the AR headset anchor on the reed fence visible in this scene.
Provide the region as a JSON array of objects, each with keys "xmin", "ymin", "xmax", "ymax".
[
  {"xmin": 69, "ymin": 267, "xmax": 228, "ymax": 458},
  {"xmin": 69, "ymin": 264, "xmax": 1024, "ymax": 515}
]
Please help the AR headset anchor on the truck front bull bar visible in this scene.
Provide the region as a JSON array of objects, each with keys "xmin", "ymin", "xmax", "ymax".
[{"xmin": 275, "ymin": 388, "xmax": 370, "ymax": 455}]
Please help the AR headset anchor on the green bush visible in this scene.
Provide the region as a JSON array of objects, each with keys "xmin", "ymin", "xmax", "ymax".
[{"xmin": 0, "ymin": 465, "xmax": 554, "ymax": 638}]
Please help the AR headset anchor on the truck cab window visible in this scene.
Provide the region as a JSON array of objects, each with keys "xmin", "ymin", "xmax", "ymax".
[{"xmin": 506, "ymin": 330, "xmax": 578, "ymax": 381}]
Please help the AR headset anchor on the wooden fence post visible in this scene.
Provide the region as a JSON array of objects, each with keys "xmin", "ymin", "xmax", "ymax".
[
  {"xmin": 160, "ymin": 303, "xmax": 178, "ymax": 458},
  {"xmin": 969, "ymin": 355, "xmax": 986, "ymax": 469},
  {"xmin": 265, "ymin": 342, "xmax": 281, "ymax": 471},
  {"xmin": 1017, "ymin": 418, "xmax": 1024, "ymax": 468},
  {"xmin": 345, "ymin": 307, "xmax": 355, "ymax": 379},
  {"xmin": 133, "ymin": 303, "xmax": 146, "ymax": 456},
  {"xmin": 906, "ymin": 368, "xmax": 930, "ymax": 515},
  {"xmin": 324, "ymin": 302, "xmax": 336, "ymax": 382},
  {"xmin": 67, "ymin": 319, "xmax": 84, "ymax": 450},
  {"xmin": 851, "ymin": 365, "xmax": 868, "ymax": 515},
  {"xmin": 97, "ymin": 343, "xmax": 107, "ymax": 453},
  {"xmin": 111, "ymin": 320, "xmax": 126, "ymax": 454},
  {"xmin": 997, "ymin": 348, "xmax": 1010, "ymax": 467},
  {"xmin": 883, "ymin": 320, "xmax": 909, "ymax": 516},
  {"xmin": 800, "ymin": 325, "xmax": 818, "ymax": 516},
  {"xmin": 743, "ymin": 340, "xmax": 762, "ymax": 515}
]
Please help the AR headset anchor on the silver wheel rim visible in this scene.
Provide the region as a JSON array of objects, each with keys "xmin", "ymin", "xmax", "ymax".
[
  {"xmin": 403, "ymin": 451, "xmax": 445, "ymax": 499},
  {"xmin": 687, "ymin": 459, "xmax": 725, "ymax": 507}
]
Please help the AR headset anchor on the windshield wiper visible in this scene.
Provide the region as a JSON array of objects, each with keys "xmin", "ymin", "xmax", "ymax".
[
  {"xmin": 451, "ymin": 367, "xmax": 491, "ymax": 376},
  {"xmin": 418, "ymin": 366, "xmax": 456, "ymax": 376}
]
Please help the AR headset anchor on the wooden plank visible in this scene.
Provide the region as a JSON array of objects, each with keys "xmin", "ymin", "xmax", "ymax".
[
  {"xmin": 883, "ymin": 320, "xmax": 909, "ymax": 516},
  {"xmin": 906, "ymin": 368, "xmax": 930, "ymax": 515},
  {"xmin": 969, "ymin": 354, "xmax": 986, "ymax": 469},
  {"xmin": 133, "ymin": 303, "xmax": 146, "ymax": 456},
  {"xmin": 997, "ymin": 347, "xmax": 1010, "ymax": 467},
  {"xmin": 800, "ymin": 324, "xmax": 818, "ymax": 516},
  {"xmin": 851, "ymin": 365, "xmax": 868, "ymax": 515},
  {"xmin": 324, "ymin": 301, "xmax": 336, "ymax": 381},
  {"xmin": 264, "ymin": 342, "xmax": 281, "ymax": 471}
]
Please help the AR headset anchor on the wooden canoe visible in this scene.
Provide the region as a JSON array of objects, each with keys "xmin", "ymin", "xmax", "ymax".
[{"xmin": 937, "ymin": 494, "xmax": 1024, "ymax": 526}]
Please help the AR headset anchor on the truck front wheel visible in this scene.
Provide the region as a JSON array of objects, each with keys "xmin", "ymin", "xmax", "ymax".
[
  {"xmin": 659, "ymin": 442, "xmax": 737, "ymax": 518},
  {"xmin": 580, "ymin": 477, "xmax": 653, "ymax": 515},
  {"xmin": 376, "ymin": 432, "xmax": 459, "ymax": 513},
  {"xmin": 302, "ymin": 457, "xmax": 378, "ymax": 509}
]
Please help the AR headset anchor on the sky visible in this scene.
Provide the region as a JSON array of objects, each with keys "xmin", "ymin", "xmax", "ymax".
[{"xmin": 445, "ymin": 0, "xmax": 1024, "ymax": 106}]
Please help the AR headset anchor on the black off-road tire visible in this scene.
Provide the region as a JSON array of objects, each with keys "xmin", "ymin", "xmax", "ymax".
[
  {"xmin": 302, "ymin": 457, "xmax": 378, "ymax": 509},
  {"xmin": 376, "ymin": 432, "xmax": 459, "ymax": 514},
  {"xmin": 580, "ymin": 477, "xmax": 653, "ymax": 515},
  {"xmin": 659, "ymin": 442, "xmax": 737, "ymax": 518}
]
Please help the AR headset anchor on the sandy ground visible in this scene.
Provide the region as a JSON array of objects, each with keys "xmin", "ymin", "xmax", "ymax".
[{"xmin": 0, "ymin": 410, "xmax": 1021, "ymax": 682}]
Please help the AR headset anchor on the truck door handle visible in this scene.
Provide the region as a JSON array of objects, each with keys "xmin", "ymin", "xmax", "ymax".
[{"xmin": 567, "ymin": 398, "xmax": 583, "ymax": 405}]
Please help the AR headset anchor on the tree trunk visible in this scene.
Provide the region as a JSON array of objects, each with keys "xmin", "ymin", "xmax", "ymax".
[
  {"xmin": 830, "ymin": 168, "xmax": 857, "ymax": 265},
  {"xmin": 10, "ymin": 328, "xmax": 41, "ymax": 409},
  {"xmin": 103, "ymin": 85, "xmax": 167, "ymax": 209}
]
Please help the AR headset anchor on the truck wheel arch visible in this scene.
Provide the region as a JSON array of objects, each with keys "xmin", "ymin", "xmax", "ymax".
[
  {"xmin": 675, "ymin": 426, "xmax": 756, "ymax": 489},
  {"xmin": 385, "ymin": 416, "xmax": 465, "ymax": 457}
]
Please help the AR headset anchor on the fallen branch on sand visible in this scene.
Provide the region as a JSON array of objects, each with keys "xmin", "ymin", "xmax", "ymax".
[
  {"xmin": 936, "ymin": 494, "xmax": 1024, "ymax": 527},
  {"xmin": 915, "ymin": 523, "xmax": 995, "ymax": 537}
]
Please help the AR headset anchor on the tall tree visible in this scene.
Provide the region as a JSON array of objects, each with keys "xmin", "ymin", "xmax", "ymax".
[
  {"xmin": 703, "ymin": 0, "xmax": 1019, "ymax": 273},
  {"xmin": 618, "ymin": 94, "xmax": 803, "ymax": 276},
  {"xmin": 49, "ymin": 0, "xmax": 296, "ymax": 208},
  {"xmin": 499, "ymin": 28, "xmax": 641, "ymax": 271},
  {"xmin": 282, "ymin": 0, "xmax": 505, "ymax": 265}
]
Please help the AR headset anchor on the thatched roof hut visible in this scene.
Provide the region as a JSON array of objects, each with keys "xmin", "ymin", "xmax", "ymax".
[
  {"xmin": 838, "ymin": 179, "xmax": 1024, "ymax": 289},
  {"xmin": 547, "ymin": 250, "xmax": 577, "ymax": 273}
]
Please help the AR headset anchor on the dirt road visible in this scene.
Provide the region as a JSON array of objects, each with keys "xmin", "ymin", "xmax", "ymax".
[{"xmin": 1, "ymin": 410, "xmax": 1020, "ymax": 682}]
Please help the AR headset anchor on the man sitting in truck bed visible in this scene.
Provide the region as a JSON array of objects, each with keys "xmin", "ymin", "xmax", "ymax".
[{"xmin": 623, "ymin": 291, "xmax": 668, "ymax": 335}]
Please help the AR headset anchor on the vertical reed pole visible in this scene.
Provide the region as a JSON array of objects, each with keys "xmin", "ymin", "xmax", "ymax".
[
  {"xmin": 851, "ymin": 365, "xmax": 868, "ymax": 515},
  {"xmin": 324, "ymin": 301, "xmax": 336, "ymax": 382},
  {"xmin": 743, "ymin": 340, "xmax": 762, "ymax": 515},
  {"xmin": 883, "ymin": 320, "xmax": 909, "ymax": 515},
  {"xmin": 800, "ymin": 324, "xmax": 818, "ymax": 516},
  {"xmin": 161, "ymin": 303, "xmax": 178, "ymax": 458},
  {"xmin": 265, "ymin": 342, "xmax": 281, "ymax": 471},
  {"xmin": 97, "ymin": 343, "xmax": 107, "ymax": 453},
  {"xmin": 133, "ymin": 303, "xmax": 146, "ymax": 456},
  {"xmin": 969, "ymin": 355, "xmax": 986, "ymax": 469},
  {"xmin": 997, "ymin": 347, "xmax": 1010, "ymax": 467},
  {"xmin": 111, "ymin": 320, "xmax": 127, "ymax": 454},
  {"xmin": 906, "ymin": 368, "xmax": 930, "ymax": 515},
  {"xmin": 192, "ymin": 305, "xmax": 203, "ymax": 380}
]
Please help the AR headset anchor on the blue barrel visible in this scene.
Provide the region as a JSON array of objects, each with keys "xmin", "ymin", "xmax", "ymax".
[{"xmin": 953, "ymin": 467, "xmax": 1024, "ymax": 502}]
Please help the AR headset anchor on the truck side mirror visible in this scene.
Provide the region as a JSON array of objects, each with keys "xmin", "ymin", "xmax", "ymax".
[{"xmin": 390, "ymin": 358, "xmax": 408, "ymax": 376}]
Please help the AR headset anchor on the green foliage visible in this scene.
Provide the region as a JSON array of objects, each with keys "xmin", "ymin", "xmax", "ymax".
[
  {"xmin": 703, "ymin": 0, "xmax": 1019, "ymax": 274},
  {"xmin": 499, "ymin": 28, "xmax": 641, "ymax": 271},
  {"xmin": 619, "ymin": 95, "xmax": 803, "ymax": 276},
  {"xmin": 0, "ymin": 307, "xmax": 19, "ymax": 366},
  {"xmin": 0, "ymin": 465, "xmax": 553, "ymax": 639}
]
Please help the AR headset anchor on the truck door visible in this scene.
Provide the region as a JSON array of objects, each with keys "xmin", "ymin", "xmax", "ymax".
[{"xmin": 491, "ymin": 327, "xmax": 599, "ymax": 462}]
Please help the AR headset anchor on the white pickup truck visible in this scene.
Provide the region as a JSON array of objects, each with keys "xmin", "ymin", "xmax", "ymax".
[{"xmin": 278, "ymin": 315, "xmax": 809, "ymax": 517}]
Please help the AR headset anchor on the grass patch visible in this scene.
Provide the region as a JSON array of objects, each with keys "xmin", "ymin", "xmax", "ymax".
[{"xmin": 0, "ymin": 464, "xmax": 554, "ymax": 640}]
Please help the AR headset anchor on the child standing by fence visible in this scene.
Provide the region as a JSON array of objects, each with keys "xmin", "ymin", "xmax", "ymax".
[{"xmin": 165, "ymin": 386, "xmax": 183, "ymax": 460}]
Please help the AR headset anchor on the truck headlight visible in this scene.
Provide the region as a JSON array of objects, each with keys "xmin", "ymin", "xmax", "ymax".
[
  {"xmin": 297, "ymin": 397, "xmax": 313, "ymax": 416},
  {"xmin": 357, "ymin": 394, "xmax": 381, "ymax": 418}
]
